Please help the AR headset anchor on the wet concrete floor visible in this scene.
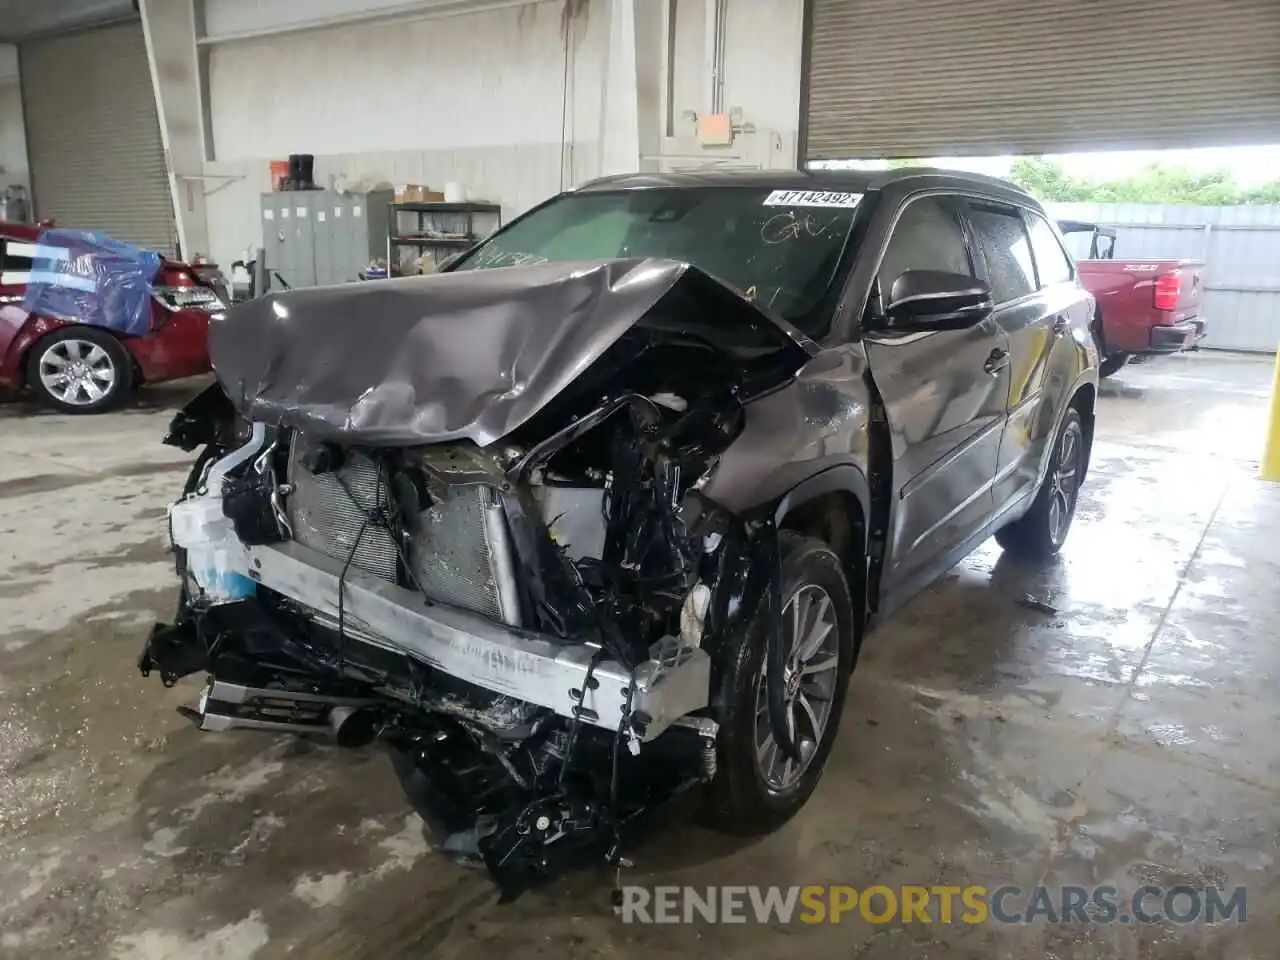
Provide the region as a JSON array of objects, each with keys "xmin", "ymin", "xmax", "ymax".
[{"xmin": 0, "ymin": 353, "xmax": 1277, "ymax": 958}]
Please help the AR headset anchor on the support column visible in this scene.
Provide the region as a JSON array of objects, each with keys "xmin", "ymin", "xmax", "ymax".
[
  {"xmin": 598, "ymin": 0, "xmax": 640, "ymax": 176},
  {"xmin": 139, "ymin": 0, "xmax": 209, "ymax": 259},
  {"xmin": 597, "ymin": 0, "xmax": 666, "ymax": 176}
]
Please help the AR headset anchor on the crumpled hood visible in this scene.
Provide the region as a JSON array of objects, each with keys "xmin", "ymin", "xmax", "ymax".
[{"xmin": 210, "ymin": 258, "xmax": 809, "ymax": 446}]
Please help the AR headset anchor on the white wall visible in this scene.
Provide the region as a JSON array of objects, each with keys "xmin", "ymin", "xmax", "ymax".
[
  {"xmin": 723, "ymin": 0, "xmax": 802, "ymax": 135},
  {"xmin": 0, "ymin": 43, "xmax": 28, "ymax": 198},
  {"xmin": 209, "ymin": 3, "xmax": 604, "ymax": 157},
  {"xmin": 202, "ymin": 0, "xmax": 607, "ymax": 267},
  {"xmin": 665, "ymin": 0, "xmax": 803, "ymax": 139},
  {"xmin": 199, "ymin": 0, "xmax": 806, "ymax": 271}
]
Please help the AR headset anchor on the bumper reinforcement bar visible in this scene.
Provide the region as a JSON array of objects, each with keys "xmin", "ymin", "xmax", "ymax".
[{"xmin": 243, "ymin": 542, "xmax": 711, "ymax": 742}]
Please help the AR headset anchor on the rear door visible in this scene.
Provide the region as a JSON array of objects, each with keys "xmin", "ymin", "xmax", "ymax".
[
  {"xmin": 962, "ymin": 202, "xmax": 1059, "ymax": 507},
  {"xmin": 969, "ymin": 203, "xmax": 1092, "ymax": 508},
  {"xmin": 862, "ymin": 194, "xmax": 1011, "ymax": 590}
]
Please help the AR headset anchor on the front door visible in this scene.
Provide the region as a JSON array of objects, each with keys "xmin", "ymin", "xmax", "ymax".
[{"xmin": 862, "ymin": 195, "xmax": 1011, "ymax": 591}]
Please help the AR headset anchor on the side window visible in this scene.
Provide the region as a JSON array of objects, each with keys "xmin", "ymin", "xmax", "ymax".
[
  {"xmin": 1026, "ymin": 214, "xmax": 1074, "ymax": 287},
  {"xmin": 878, "ymin": 196, "xmax": 973, "ymax": 289},
  {"xmin": 1, "ymin": 239, "xmax": 35, "ymax": 281},
  {"xmin": 967, "ymin": 205, "xmax": 1036, "ymax": 303}
]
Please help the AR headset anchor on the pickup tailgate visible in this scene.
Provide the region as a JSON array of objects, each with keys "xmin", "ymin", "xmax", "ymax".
[
  {"xmin": 1161, "ymin": 260, "xmax": 1204, "ymax": 322},
  {"xmin": 1077, "ymin": 258, "xmax": 1207, "ymax": 354},
  {"xmin": 1147, "ymin": 259, "xmax": 1206, "ymax": 351}
]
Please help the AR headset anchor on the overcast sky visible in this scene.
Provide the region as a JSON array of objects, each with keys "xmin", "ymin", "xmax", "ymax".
[{"xmin": 823, "ymin": 145, "xmax": 1280, "ymax": 186}]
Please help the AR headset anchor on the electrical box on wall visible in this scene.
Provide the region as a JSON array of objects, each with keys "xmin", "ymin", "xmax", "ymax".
[
  {"xmin": 695, "ymin": 114, "xmax": 734, "ymax": 146},
  {"xmin": 261, "ymin": 190, "xmax": 392, "ymax": 289}
]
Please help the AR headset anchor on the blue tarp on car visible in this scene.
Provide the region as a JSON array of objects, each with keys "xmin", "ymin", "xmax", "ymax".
[{"xmin": 20, "ymin": 229, "xmax": 162, "ymax": 337}]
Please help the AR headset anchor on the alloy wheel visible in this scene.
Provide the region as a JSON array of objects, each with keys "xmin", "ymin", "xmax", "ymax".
[
  {"xmin": 1048, "ymin": 423, "xmax": 1082, "ymax": 546},
  {"xmin": 754, "ymin": 583, "xmax": 841, "ymax": 792},
  {"xmin": 38, "ymin": 338, "xmax": 117, "ymax": 407}
]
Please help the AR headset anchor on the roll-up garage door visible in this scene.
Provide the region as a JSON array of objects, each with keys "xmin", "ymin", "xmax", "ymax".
[
  {"xmin": 20, "ymin": 20, "xmax": 177, "ymax": 253},
  {"xmin": 804, "ymin": 0, "xmax": 1280, "ymax": 161}
]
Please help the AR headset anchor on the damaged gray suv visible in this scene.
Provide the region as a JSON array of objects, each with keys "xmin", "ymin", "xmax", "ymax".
[{"xmin": 142, "ymin": 169, "xmax": 1098, "ymax": 899}]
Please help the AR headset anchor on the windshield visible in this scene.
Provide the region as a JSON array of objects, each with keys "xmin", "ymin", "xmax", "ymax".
[{"xmin": 451, "ymin": 186, "xmax": 861, "ymax": 329}]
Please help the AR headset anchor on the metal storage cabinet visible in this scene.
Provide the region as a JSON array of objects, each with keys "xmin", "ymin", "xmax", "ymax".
[{"xmin": 260, "ymin": 190, "xmax": 392, "ymax": 289}]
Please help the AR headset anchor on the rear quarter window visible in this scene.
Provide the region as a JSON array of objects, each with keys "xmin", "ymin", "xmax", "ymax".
[
  {"xmin": 1026, "ymin": 214, "xmax": 1074, "ymax": 287},
  {"xmin": 1, "ymin": 239, "xmax": 35, "ymax": 284}
]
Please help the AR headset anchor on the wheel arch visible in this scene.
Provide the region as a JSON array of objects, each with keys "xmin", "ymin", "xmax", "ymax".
[
  {"xmin": 772, "ymin": 465, "xmax": 870, "ymax": 643},
  {"xmin": 1070, "ymin": 380, "xmax": 1097, "ymax": 485},
  {"xmin": 19, "ymin": 322, "xmax": 139, "ymax": 390}
]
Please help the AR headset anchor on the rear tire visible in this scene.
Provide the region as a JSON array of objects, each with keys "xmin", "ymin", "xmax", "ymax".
[
  {"xmin": 700, "ymin": 532, "xmax": 856, "ymax": 835},
  {"xmin": 1099, "ymin": 353, "xmax": 1129, "ymax": 378},
  {"xmin": 995, "ymin": 408, "xmax": 1085, "ymax": 559},
  {"xmin": 25, "ymin": 326, "xmax": 134, "ymax": 414}
]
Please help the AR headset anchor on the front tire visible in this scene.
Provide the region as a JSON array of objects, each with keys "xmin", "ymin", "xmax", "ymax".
[
  {"xmin": 701, "ymin": 533, "xmax": 856, "ymax": 835},
  {"xmin": 995, "ymin": 408, "xmax": 1085, "ymax": 558},
  {"xmin": 26, "ymin": 327, "xmax": 134, "ymax": 414}
]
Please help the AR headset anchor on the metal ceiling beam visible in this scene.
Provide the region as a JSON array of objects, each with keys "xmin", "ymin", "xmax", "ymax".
[{"xmin": 196, "ymin": 0, "xmax": 541, "ymax": 46}]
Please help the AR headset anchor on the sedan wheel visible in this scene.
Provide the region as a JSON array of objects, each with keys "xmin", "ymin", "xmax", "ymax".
[
  {"xmin": 754, "ymin": 583, "xmax": 841, "ymax": 792},
  {"xmin": 26, "ymin": 329, "xmax": 133, "ymax": 414},
  {"xmin": 39, "ymin": 338, "xmax": 118, "ymax": 407}
]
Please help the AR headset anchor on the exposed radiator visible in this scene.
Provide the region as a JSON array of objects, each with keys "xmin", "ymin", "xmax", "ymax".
[
  {"xmin": 285, "ymin": 435, "xmax": 521, "ymax": 626},
  {"xmin": 409, "ymin": 484, "xmax": 513, "ymax": 623},
  {"xmin": 287, "ymin": 437, "xmax": 397, "ymax": 582}
]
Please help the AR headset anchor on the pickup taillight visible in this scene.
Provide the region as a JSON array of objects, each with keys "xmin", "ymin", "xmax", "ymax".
[{"xmin": 1153, "ymin": 271, "xmax": 1181, "ymax": 312}]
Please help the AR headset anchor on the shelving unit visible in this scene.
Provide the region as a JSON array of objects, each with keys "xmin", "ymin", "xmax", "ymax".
[{"xmin": 387, "ymin": 201, "xmax": 502, "ymax": 273}]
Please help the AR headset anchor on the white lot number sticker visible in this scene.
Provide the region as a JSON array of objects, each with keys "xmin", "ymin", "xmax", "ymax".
[{"xmin": 763, "ymin": 189, "xmax": 862, "ymax": 208}]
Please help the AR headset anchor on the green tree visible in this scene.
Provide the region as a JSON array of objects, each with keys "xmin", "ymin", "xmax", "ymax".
[{"xmin": 1008, "ymin": 156, "xmax": 1280, "ymax": 206}]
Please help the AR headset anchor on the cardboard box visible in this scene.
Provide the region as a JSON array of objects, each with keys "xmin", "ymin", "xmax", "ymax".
[{"xmin": 394, "ymin": 184, "xmax": 445, "ymax": 203}]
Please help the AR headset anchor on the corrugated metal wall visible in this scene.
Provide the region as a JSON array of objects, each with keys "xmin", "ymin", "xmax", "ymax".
[
  {"xmin": 21, "ymin": 22, "xmax": 177, "ymax": 252},
  {"xmin": 804, "ymin": 0, "xmax": 1280, "ymax": 160},
  {"xmin": 1050, "ymin": 202, "xmax": 1280, "ymax": 353},
  {"xmin": 0, "ymin": 73, "xmax": 27, "ymax": 197}
]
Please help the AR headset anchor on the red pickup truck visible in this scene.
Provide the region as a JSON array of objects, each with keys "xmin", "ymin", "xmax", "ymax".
[{"xmin": 1058, "ymin": 220, "xmax": 1206, "ymax": 377}]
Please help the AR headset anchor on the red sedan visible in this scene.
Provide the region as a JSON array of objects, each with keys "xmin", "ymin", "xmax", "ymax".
[{"xmin": 0, "ymin": 220, "xmax": 220, "ymax": 413}]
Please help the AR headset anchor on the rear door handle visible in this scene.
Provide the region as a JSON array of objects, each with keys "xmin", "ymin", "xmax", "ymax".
[
  {"xmin": 1052, "ymin": 314, "xmax": 1069, "ymax": 333},
  {"xmin": 984, "ymin": 348, "xmax": 1010, "ymax": 375}
]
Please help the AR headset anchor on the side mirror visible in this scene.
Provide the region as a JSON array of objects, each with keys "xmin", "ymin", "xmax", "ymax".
[{"xmin": 883, "ymin": 270, "xmax": 993, "ymax": 331}]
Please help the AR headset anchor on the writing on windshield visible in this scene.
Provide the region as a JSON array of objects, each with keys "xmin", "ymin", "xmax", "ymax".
[{"xmin": 452, "ymin": 187, "xmax": 859, "ymax": 326}]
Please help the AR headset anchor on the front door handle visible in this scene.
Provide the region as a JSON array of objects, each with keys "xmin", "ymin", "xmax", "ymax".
[{"xmin": 984, "ymin": 348, "xmax": 1010, "ymax": 376}]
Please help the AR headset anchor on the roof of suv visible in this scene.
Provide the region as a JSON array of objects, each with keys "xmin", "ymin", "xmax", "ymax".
[{"xmin": 575, "ymin": 166, "xmax": 1036, "ymax": 205}]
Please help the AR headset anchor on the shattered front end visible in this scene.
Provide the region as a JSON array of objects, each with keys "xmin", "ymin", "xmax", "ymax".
[{"xmin": 140, "ymin": 260, "xmax": 812, "ymax": 899}]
